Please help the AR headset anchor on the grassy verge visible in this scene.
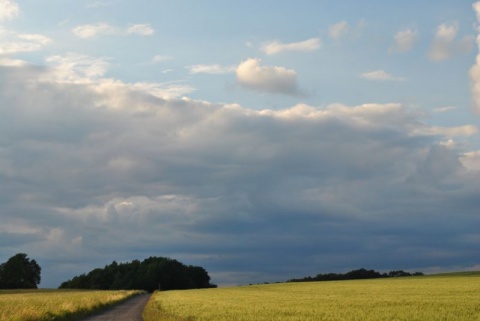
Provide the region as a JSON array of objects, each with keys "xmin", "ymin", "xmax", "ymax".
[
  {"xmin": 0, "ymin": 289, "xmax": 143, "ymax": 321},
  {"xmin": 143, "ymin": 273, "xmax": 480, "ymax": 321},
  {"xmin": 142, "ymin": 295, "xmax": 194, "ymax": 321}
]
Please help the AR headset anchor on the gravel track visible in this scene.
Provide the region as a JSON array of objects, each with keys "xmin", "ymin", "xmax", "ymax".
[{"xmin": 77, "ymin": 293, "xmax": 151, "ymax": 321}]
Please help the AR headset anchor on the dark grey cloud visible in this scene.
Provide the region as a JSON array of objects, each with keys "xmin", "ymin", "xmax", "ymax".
[{"xmin": 0, "ymin": 64, "xmax": 479, "ymax": 287}]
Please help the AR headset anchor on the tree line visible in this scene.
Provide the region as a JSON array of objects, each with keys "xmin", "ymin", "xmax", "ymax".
[
  {"xmin": 288, "ymin": 268, "xmax": 423, "ymax": 283},
  {"xmin": 0, "ymin": 253, "xmax": 424, "ymax": 290},
  {"xmin": 59, "ymin": 256, "xmax": 217, "ymax": 292},
  {"xmin": 0, "ymin": 253, "xmax": 41, "ymax": 289}
]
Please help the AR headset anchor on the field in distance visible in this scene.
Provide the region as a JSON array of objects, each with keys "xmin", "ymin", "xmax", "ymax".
[
  {"xmin": 0, "ymin": 289, "xmax": 143, "ymax": 321},
  {"xmin": 143, "ymin": 272, "xmax": 480, "ymax": 321}
]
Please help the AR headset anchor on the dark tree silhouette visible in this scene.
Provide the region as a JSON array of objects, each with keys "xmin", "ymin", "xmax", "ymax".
[
  {"xmin": 0, "ymin": 253, "xmax": 41, "ymax": 289},
  {"xmin": 288, "ymin": 268, "xmax": 423, "ymax": 283},
  {"xmin": 59, "ymin": 256, "xmax": 216, "ymax": 292}
]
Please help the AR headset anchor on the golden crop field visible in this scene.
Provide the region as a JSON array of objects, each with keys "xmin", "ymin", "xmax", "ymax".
[
  {"xmin": 0, "ymin": 289, "xmax": 143, "ymax": 321},
  {"xmin": 143, "ymin": 272, "xmax": 480, "ymax": 321}
]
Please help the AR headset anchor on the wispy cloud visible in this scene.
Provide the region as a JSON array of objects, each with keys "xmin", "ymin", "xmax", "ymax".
[
  {"xmin": 73, "ymin": 22, "xmax": 155, "ymax": 38},
  {"xmin": 433, "ymin": 106, "xmax": 457, "ymax": 113},
  {"xmin": 328, "ymin": 21, "xmax": 349, "ymax": 41},
  {"xmin": 261, "ymin": 38, "xmax": 321, "ymax": 55},
  {"xmin": 0, "ymin": 31, "xmax": 51, "ymax": 54},
  {"xmin": 0, "ymin": 57, "xmax": 27, "ymax": 66},
  {"xmin": 0, "ymin": 0, "xmax": 19, "ymax": 22},
  {"xmin": 361, "ymin": 70, "xmax": 405, "ymax": 81},
  {"xmin": 44, "ymin": 53, "xmax": 193, "ymax": 99},
  {"xmin": 126, "ymin": 24, "xmax": 154, "ymax": 36},
  {"xmin": 390, "ymin": 28, "xmax": 418, "ymax": 53},
  {"xmin": 460, "ymin": 151, "xmax": 480, "ymax": 171},
  {"xmin": 186, "ymin": 64, "xmax": 235, "ymax": 74},
  {"xmin": 45, "ymin": 53, "xmax": 111, "ymax": 82},
  {"xmin": 86, "ymin": 1, "xmax": 113, "ymax": 8},
  {"xmin": 152, "ymin": 55, "xmax": 173, "ymax": 63},
  {"xmin": 236, "ymin": 58, "xmax": 300, "ymax": 95},
  {"xmin": 72, "ymin": 23, "xmax": 116, "ymax": 38}
]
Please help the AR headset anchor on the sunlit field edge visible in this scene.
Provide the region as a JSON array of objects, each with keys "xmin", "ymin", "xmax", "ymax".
[
  {"xmin": 143, "ymin": 272, "xmax": 480, "ymax": 321},
  {"xmin": 0, "ymin": 289, "xmax": 143, "ymax": 321}
]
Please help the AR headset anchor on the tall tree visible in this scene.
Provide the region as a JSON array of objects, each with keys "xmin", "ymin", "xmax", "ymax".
[{"xmin": 0, "ymin": 253, "xmax": 41, "ymax": 289}]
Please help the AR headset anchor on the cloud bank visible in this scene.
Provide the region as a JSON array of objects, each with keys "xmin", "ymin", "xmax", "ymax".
[{"xmin": 0, "ymin": 60, "xmax": 479, "ymax": 287}]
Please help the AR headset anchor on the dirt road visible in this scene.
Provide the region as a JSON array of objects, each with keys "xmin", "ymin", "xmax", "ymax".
[{"xmin": 77, "ymin": 293, "xmax": 151, "ymax": 321}]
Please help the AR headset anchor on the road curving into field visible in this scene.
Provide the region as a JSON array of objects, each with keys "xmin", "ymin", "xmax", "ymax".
[{"xmin": 77, "ymin": 293, "xmax": 151, "ymax": 321}]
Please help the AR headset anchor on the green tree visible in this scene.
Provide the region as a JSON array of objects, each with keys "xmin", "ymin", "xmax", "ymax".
[{"xmin": 0, "ymin": 253, "xmax": 41, "ymax": 289}]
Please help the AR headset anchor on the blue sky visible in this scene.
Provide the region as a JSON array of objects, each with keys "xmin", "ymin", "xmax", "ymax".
[{"xmin": 1, "ymin": 0, "xmax": 479, "ymax": 288}]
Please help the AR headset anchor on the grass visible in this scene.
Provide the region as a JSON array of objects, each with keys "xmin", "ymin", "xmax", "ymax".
[
  {"xmin": 0, "ymin": 289, "xmax": 143, "ymax": 321},
  {"xmin": 143, "ymin": 272, "xmax": 480, "ymax": 321}
]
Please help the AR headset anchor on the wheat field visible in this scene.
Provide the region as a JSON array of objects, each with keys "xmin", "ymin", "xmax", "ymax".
[
  {"xmin": 143, "ymin": 273, "xmax": 480, "ymax": 321},
  {"xmin": 0, "ymin": 289, "xmax": 142, "ymax": 321}
]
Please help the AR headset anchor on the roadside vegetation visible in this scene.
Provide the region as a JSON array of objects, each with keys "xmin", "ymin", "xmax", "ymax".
[
  {"xmin": 0, "ymin": 289, "xmax": 142, "ymax": 321},
  {"xmin": 143, "ymin": 272, "xmax": 480, "ymax": 321}
]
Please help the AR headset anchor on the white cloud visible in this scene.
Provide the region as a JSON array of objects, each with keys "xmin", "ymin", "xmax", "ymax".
[
  {"xmin": 72, "ymin": 23, "xmax": 117, "ymax": 38},
  {"xmin": 361, "ymin": 70, "xmax": 405, "ymax": 81},
  {"xmin": 432, "ymin": 23, "xmax": 457, "ymax": 59},
  {"xmin": 458, "ymin": 35, "xmax": 475, "ymax": 54},
  {"xmin": 0, "ymin": 32, "xmax": 51, "ymax": 54},
  {"xmin": 128, "ymin": 82, "xmax": 195, "ymax": 99},
  {"xmin": 427, "ymin": 23, "xmax": 473, "ymax": 61},
  {"xmin": 0, "ymin": 0, "xmax": 19, "ymax": 22},
  {"xmin": 433, "ymin": 106, "xmax": 457, "ymax": 113},
  {"xmin": 390, "ymin": 28, "xmax": 418, "ymax": 53},
  {"xmin": 471, "ymin": 1, "xmax": 480, "ymax": 113},
  {"xmin": 0, "ymin": 57, "xmax": 26, "ymax": 66},
  {"xmin": 126, "ymin": 24, "xmax": 155, "ymax": 36},
  {"xmin": 46, "ymin": 53, "xmax": 110, "ymax": 83},
  {"xmin": 236, "ymin": 58, "xmax": 299, "ymax": 95},
  {"xmin": 187, "ymin": 64, "xmax": 235, "ymax": 74},
  {"xmin": 328, "ymin": 21, "xmax": 349, "ymax": 41},
  {"xmin": 86, "ymin": 1, "xmax": 112, "ymax": 8},
  {"xmin": 474, "ymin": 1, "xmax": 480, "ymax": 21},
  {"xmin": 460, "ymin": 151, "xmax": 480, "ymax": 171},
  {"xmin": 412, "ymin": 125, "xmax": 478, "ymax": 137},
  {"xmin": 152, "ymin": 55, "xmax": 173, "ymax": 63},
  {"xmin": 72, "ymin": 23, "xmax": 155, "ymax": 38},
  {"xmin": 43, "ymin": 53, "xmax": 194, "ymax": 100},
  {"xmin": 261, "ymin": 38, "xmax": 320, "ymax": 55},
  {"xmin": 18, "ymin": 34, "xmax": 51, "ymax": 45}
]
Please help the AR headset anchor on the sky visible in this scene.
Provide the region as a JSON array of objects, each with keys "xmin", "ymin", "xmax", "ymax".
[{"xmin": 0, "ymin": 0, "xmax": 479, "ymax": 288}]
